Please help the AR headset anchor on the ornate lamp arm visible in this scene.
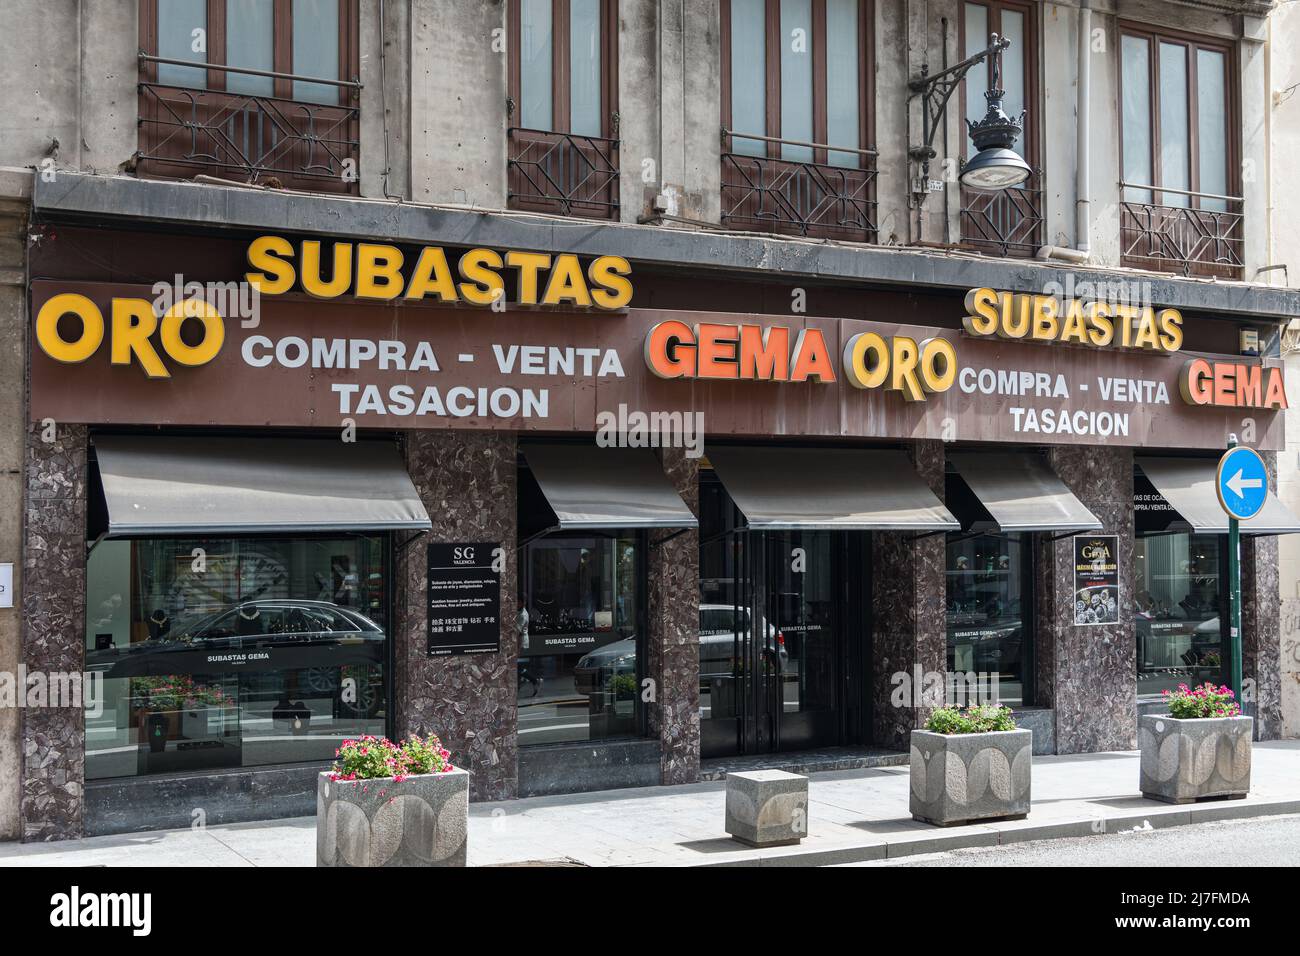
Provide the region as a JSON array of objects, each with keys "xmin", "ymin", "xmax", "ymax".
[{"xmin": 908, "ymin": 33, "xmax": 1012, "ymax": 170}]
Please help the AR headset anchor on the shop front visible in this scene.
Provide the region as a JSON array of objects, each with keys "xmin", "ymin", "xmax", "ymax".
[{"xmin": 19, "ymin": 222, "xmax": 1298, "ymax": 838}]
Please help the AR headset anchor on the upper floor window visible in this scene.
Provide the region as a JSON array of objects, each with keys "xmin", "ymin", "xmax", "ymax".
[
  {"xmin": 147, "ymin": 0, "xmax": 353, "ymax": 104},
  {"xmin": 507, "ymin": 0, "xmax": 620, "ymax": 220},
  {"xmin": 137, "ymin": 1, "xmax": 360, "ymax": 193},
  {"xmin": 720, "ymin": 0, "xmax": 877, "ymax": 242},
  {"xmin": 1118, "ymin": 24, "xmax": 1242, "ymax": 278},
  {"xmin": 959, "ymin": 0, "xmax": 1043, "ymax": 258}
]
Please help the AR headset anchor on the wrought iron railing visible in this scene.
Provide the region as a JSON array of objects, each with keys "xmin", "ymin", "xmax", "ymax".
[
  {"xmin": 1119, "ymin": 183, "xmax": 1244, "ymax": 280},
  {"xmin": 720, "ymin": 130, "xmax": 878, "ymax": 243},
  {"xmin": 136, "ymin": 54, "xmax": 360, "ymax": 193},
  {"xmin": 961, "ymin": 172, "xmax": 1044, "ymax": 258},
  {"xmin": 507, "ymin": 128, "xmax": 620, "ymax": 220}
]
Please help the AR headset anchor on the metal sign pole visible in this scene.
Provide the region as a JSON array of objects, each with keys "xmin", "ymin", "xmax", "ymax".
[{"xmin": 1229, "ymin": 510, "xmax": 1243, "ymax": 703}]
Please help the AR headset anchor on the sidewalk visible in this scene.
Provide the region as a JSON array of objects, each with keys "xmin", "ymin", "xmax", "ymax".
[{"xmin": 2, "ymin": 742, "xmax": 1299, "ymax": 867}]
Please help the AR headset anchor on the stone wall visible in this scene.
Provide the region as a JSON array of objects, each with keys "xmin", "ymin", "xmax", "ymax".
[
  {"xmin": 1038, "ymin": 446, "xmax": 1137, "ymax": 754},
  {"xmin": 20, "ymin": 423, "xmax": 87, "ymax": 841},
  {"xmin": 870, "ymin": 440, "xmax": 946, "ymax": 750},
  {"xmin": 398, "ymin": 430, "xmax": 518, "ymax": 801},
  {"xmin": 0, "ymin": 168, "xmax": 32, "ymax": 840},
  {"xmin": 646, "ymin": 448, "xmax": 699, "ymax": 784},
  {"xmin": 1242, "ymin": 450, "xmax": 1282, "ymax": 738}
]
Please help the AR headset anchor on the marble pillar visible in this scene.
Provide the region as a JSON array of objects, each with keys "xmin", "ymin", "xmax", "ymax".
[
  {"xmin": 870, "ymin": 440, "xmax": 946, "ymax": 751},
  {"xmin": 1241, "ymin": 450, "xmax": 1281, "ymax": 739},
  {"xmin": 20, "ymin": 423, "xmax": 88, "ymax": 841},
  {"xmin": 646, "ymin": 448, "xmax": 699, "ymax": 784},
  {"xmin": 398, "ymin": 430, "xmax": 518, "ymax": 801},
  {"xmin": 1038, "ymin": 446, "xmax": 1136, "ymax": 754}
]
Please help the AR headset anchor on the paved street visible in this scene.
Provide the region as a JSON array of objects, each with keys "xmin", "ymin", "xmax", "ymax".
[
  {"xmin": 1, "ymin": 741, "xmax": 1298, "ymax": 867},
  {"xmin": 847, "ymin": 812, "xmax": 1300, "ymax": 866}
]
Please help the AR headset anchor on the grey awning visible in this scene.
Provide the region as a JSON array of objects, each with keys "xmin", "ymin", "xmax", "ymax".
[
  {"xmin": 93, "ymin": 435, "xmax": 432, "ymax": 536},
  {"xmin": 706, "ymin": 446, "xmax": 959, "ymax": 531},
  {"xmin": 948, "ymin": 453, "xmax": 1102, "ymax": 533},
  {"xmin": 520, "ymin": 444, "xmax": 698, "ymax": 530},
  {"xmin": 1137, "ymin": 457, "xmax": 1300, "ymax": 535}
]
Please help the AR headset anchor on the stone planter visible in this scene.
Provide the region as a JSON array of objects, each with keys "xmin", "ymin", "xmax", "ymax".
[
  {"xmin": 909, "ymin": 729, "xmax": 1032, "ymax": 827},
  {"xmin": 317, "ymin": 767, "xmax": 469, "ymax": 867},
  {"xmin": 1139, "ymin": 714, "xmax": 1252, "ymax": 804}
]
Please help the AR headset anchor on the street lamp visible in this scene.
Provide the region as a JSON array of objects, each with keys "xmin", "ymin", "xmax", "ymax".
[{"xmin": 909, "ymin": 33, "xmax": 1030, "ymax": 197}]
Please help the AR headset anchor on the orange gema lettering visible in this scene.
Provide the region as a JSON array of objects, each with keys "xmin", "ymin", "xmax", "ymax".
[
  {"xmin": 644, "ymin": 321, "xmax": 836, "ymax": 383},
  {"xmin": 1179, "ymin": 359, "xmax": 1288, "ymax": 410}
]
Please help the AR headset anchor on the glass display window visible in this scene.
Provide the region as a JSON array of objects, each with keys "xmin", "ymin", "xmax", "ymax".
[
  {"xmin": 85, "ymin": 534, "xmax": 388, "ymax": 779},
  {"xmin": 945, "ymin": 532, "xmax": 1032, "ymax": 707},
  {"xmin": 516, "ymin": 533, "xmax": 644, "ymax": 745},
  {"xmin": 1134, "ymin": 533, "xmax": 1225, "ymax": 697}
]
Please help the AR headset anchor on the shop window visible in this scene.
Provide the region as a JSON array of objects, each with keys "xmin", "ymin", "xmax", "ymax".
[
  {"xmin": 958, "ymin": 0, "xmax": 1043, "ymax": 257},
  {"xmin": 720, "ymin": 0, "xmax": 878, "ymax": 242},
  {"xmin": 1134, "ymin": 534, "xmax": 1225, "ymax": 697},
  {"xmin": 137, "ymin": 0, "xmax": 361, "ymax": 192},
  {"xmin": 507, "ymin": 0, "xmax": 620, "ymax": 219},
  {"xmin": 1117, "ymin": 25, "xmax": 1241, "ymax": 278},
  {"xmin": 945, "ymin": 532, "xmax": 1032, "ymax": 707},
  {"xmin": 517, "ymin": 534, "xmax": 644, "ymax": 745},
  {"xmin": 85, "ymin": 534, "xmax": 388, "ymax": 780}
]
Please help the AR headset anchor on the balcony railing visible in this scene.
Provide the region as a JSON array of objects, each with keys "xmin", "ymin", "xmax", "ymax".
[
  {"xmin": 721, "ymin": 131, "xmax": 878, "ymax": 243},
  {"xmin": 1119, "ymin": 183, "xmax": 1244, "ymax": 280},
  {"xmin": 136, "ymin": 54, "xmax": 360, "ymax": 193},
  {"xmin": 507, "ymin": 128, "xmax": 620, "ymax": 220},
  {"xmin": 961, "ymin": 172, "xmax": 1044, "ymax": 258}
]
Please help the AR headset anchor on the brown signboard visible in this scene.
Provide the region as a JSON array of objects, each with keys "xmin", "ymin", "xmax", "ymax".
[{"xmin": 28, "ymin": 280, "xmax": 1284, "ymax": 451}]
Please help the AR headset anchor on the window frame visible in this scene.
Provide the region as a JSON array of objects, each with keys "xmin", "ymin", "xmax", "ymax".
[
  {"xmin": 956, "ymin": 0, "xmax": 1044, "ymax": 259},
  {"xmin": 507, "ymin": 0, "xmax": 620, "ymax": 140},
  {"xmin": 1133, "ymin": 530, "xmax": 1230, "ymax": 699},
  {"xmin": 719, "ymin": 0, "xmax": 876, "ymax": 167},
  {"xmin": 138, "ymin": 0, "xmax": 359, "ymax": 102},
  {"xmin": 957, "ymin": 0, "xmax": 1039, "ymax": 172},
  {"xmin": 83, "ymin": 527, "xmax": 396, "ymax": 781},
  {"xmin": 943, "ymin": 528, "xmax": 1037, "ymax": 709},
  {"xmin": 1116, "ymin": 21, "xmax": 1240, "ymax": 211}
]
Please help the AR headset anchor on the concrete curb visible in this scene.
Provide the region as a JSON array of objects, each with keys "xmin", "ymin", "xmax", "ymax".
[{"xmin": 680, "ymin": 796, "xmax": 1300, "ymax": 868}]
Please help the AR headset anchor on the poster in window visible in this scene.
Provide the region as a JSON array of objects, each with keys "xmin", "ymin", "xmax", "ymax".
[
  {"xmin": 427, "ymin": 543, "xmax": 501, "ymax": 656},
  {"xmin": 1074, "ymin": 534, "xmax": 1119, "ymax": 626}
]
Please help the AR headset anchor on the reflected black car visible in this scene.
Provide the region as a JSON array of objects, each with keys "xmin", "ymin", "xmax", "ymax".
[{"xmin": 86, "ymin": 600, "xmax": 386, "ymax": 681}]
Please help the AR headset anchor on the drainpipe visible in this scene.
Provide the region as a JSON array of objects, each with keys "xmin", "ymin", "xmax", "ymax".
[
  {"xmin": 1037, "ymin": 1, "xmax": 1091, "ymax": 263},
  {"xmin": 1074, "ymin": 0, "xmax": 1092, "ymax": 256}
]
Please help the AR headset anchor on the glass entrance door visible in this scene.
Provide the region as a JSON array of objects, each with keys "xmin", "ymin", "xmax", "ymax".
[{"xmin": 699, "ymin": 475, "xmax": 861, "ymax": 758}]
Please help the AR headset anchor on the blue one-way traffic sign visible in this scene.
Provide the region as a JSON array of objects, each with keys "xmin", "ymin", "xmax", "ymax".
[{"xmin": 1216, "ymin": 446, "xmax": 1268, "ymax": 521}]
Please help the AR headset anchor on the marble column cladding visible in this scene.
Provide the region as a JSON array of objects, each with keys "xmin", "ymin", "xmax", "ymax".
[
  {"xmin": 1242, "ymin": 450, "xmax": 1281, "ymax": 739},
  {"xmin": 399, "ymin": 431, "xmax": 518, "ymax": 801},
  {"xmin": 1044, "ymin": 446, "xmax": 1137, "ymax": 754},
  {"xmin": 647, "ymin": 448, "xmax": 700, "ymax": 785},
  {"xmin": 870, "ymin": 440, "xmax": 946, "ymax": 751},
  {"xmin": 21, "ymin": 423, "xmax": 88, "ymax": 842}
]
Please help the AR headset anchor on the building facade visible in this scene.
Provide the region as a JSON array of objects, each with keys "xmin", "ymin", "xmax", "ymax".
[{"xmin": 1, "ymin": 0, "xmax": 1298, "ymax": 842}]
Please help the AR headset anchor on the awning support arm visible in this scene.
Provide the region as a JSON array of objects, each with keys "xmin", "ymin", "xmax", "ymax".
[
  {"xmin": 86, "ymin": 531, "xmax": 108, "ymax": 556},
  {"xmin": 698, "ymin": 525, "xmax": 749, "ymax": 550},
  {"xmin": 395, "ymin": 530, "xmax": 427, "ymax": 551},
  {"xmin": 517, "ymin": 525, "xmax": 561, "ymax": 550},
  {"xmin": 649, "ymin": 526, "xmax": 694, "ymax": 549}
]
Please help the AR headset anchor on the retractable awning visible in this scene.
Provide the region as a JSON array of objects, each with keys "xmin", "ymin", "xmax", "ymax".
[
  {"xmin": 1136, "ymin": 457, "xmax": 1300, "ymax": 535},
  {"xmin": 519, "ymin": 444, "xmax": 698, "ymax": 530},
  {"xmin": 706, "ymin": 446, "xmax": 959, "ymax": 531},
  {"xmin": 948, "ymin": 453, "xmax": 1102, "ymax": 533},
  {"xmin": 92, "ymin": 435, "xmax": 432, "ymax": 536}
]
